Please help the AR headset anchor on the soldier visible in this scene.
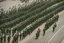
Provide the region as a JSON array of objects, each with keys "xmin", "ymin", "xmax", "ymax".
[
  {"xmin": 1, "ymin": 36, "xmax": 3, "ymax": 43},
  {"xmin": 38, "ymin": 29, "xmax": 40, "ymax": 33},
  {"xmin": 43, "ymin": 29, "xmax": 45, "ymax": 36},
  {"xmin": 6, "ymin": 29, "xmax": 9, "ymax": 35},
  {"xmin": 14, "ymin": 34, "xmax": 19, "ymax": 43},
  {"xmin": 7, "ymin": 35, "xmax": 11, "ymax": 43},
  {"xmin": 52, "ymin": 26, "xmax": 55, "ymax": 32},
  {"xmin": 12, "ymin": 36, "xmax": 16, "ymax": 43},
  {"xmin": 3, "ymin": 35, "xmax": 6, "ymax": 43},
  {"xmin": 19, "ymin": 33, "xmax": 22, "ymax": 41},
  {"xmin": 22, "ymin": 31, "xmax": 26, "ymax": 39},
  {"xmin": 35, "ymin": 29, "xmax": 40, "ymax": 39},
  {"xmin": 1, "ymin": 28, "xmax": 4, "ymax": 35},
  {"xmin": 52, "ymin": 23, "xmax": 56, "ymax": 32},
  {"xmin": 0, "ymin": 35, "xmax": 1, "ymax": 43},
  {"xmin": 16, "ymin": 34, "xmax": 19, "ymax": 43},
  {"xmin": 12, "ymin": 29, "xmax": 15, "ymax": 36},
  {"xmin": 8, "ymin": 29, "xmax": 11, "ymax": 35},
  {"xmin": 57, "ymin": 14, "xmax": 59, "ymax": 20}
]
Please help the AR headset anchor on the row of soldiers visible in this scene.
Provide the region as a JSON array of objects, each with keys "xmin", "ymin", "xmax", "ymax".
[
  {"xmin": 0, "ymin": 28, "xmax": 23, "ymax": 43},
  {"xmin": 0, "ymin": 32, "xmax": 23, "ymax": 43},
  {"xmin": 0, "ymin": 35, "xmax": 11, "ymax": 43}
]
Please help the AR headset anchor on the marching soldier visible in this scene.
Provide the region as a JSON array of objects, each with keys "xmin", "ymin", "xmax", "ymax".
[
  {"xmin": 12, "ymin": 29, "xmax": 15, "ymax": 36},
  {"xmin": 14, "ymin": 34, "xmax": 19, "ymax": 43},
  {"xmin": 12, "ymin": 36, "xmax": 16, "ymax": 43},
  {"xmin": 0, "ymin": 35, "xmax": 1, "ymax": 43},
  {"xmin": 3, "ymin": 35, "xmax": 6, "ymax": 43},
  {"xmin": 0, "ymin": 36, "xmax": 3, "ymax": 43},
  {"xmin": 53, "ymin": 26, "xmax": 55, "ymax": 32},
  {"xmin": 19, "ymin": 33, "xmax": 22, "ymax": 40},
  {"xmin": 43, "ymin": 29, "xmax": 45, "ymax": 36},
  {"xmin": 1, "ymin": 28, "xmax": 4, "ymax": 35},
  {"xmin": 38, "ymin": 29, "xmax": 40, "ymax": 33},
  {"xmin": 7, "ymin": 35, "xmax": 11, "ymax": 43},
  {"xmin": 57, "ymin": 14, "xmax": 59, "ymax": 20},
  {"xmin": 6, "ymin": 29, "xmax": 9, "ymax": 35},
  {"xmin": 35, "ymin": 29, "xmax": 40, "ymax": 39},
  {"xmin": 52, "ymin": 23, "xmax": 57, "ymax": 32},
  {"xmin": 22, "ymin": 31, "xmax": 26, "ymax": 39}
]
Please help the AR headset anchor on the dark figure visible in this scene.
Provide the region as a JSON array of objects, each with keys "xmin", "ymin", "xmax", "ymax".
[
  {"xmin": 7, "ymin": 35, "xmax": 11, "ymax": 43},
  {"xmin": 12, "ymin": 30, "xmax": 15, "ymax": 36},
  {"xmin": 12, "ymin": 36, "xmax": 16, "ymax": 43},
  {"xmin": 15, "ymin": 34, "xmax": 19, "ymax": 43},
  {"xmin": 35, "ymin": 29, "xmax": 40, "ymax": 39},
  {"xmin": 19, "ymin": 33, "xmax": 22, "ymax": 41},
  {"xmin": 57, "ymin": 14, "xmax": 59, "ymax": 20},
  {"xmin": 52, "ymin": 26, "xmax": 55, "ymax": 32},
  {"xmin": 1, "ymin": 28, "xmax": 4, "ymax": 35},
  {"xmin": 0, "ymin": 35, "xmax": 2, "ymax": 43},
  {"xmin": 52, "ymin": 23, "xmax": 57, "ymax": 32},
  {"xmin": 3, "ymin": 35, "xmax": 6, "ymax": 43},
  {"xmin": 43, "ymin": 29, "xmax": 45, "ymax": 36},
  {"xmin": 1, "ymin": 36, "xmax": 3, "ymax": 43}
]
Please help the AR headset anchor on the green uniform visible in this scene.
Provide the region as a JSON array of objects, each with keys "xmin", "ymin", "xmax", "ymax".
[
  {"xmin": 0, "ymin": 35, "xmax": 1, "ymax": 43},
  {"xmin": 53, "ymin": 26, "xmax": 55, "ymax": 32},
  {"xmin": 4, "ymin": 35, "xmax": 6, "ymax": 43},
  {"xmin": 35, "ymin": 29, "xmax": 40, "ymax": 39},
  {"xmin": 7, "ymin": 35, "xmax": 11, "ymax": 43},
  {"xmin": 12, "ymin": 36, "xmax": 15, "ymax": 43},
  {"xmin": 43, "ymin": 29, "xmax": 45, "ymax": 36},
  {"xmin": 0, "ymin": 36, "xmax": 3, "ymax": 43},
  {"xmin": 16, "ymin": 34, "xmax": 19, "ymax": 43},
  {"xmin": 19, "ymin": 33, "xmax": 22, "ymax": 40},
  {"xmin": 53, "ymin": 24, "xmax": 56, "ymax": 32}
]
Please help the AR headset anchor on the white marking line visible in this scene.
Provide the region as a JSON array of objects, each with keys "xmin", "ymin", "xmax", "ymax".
[{"xmin": 47, "ymin": 25, "xmax": 64, "ymax": 43}]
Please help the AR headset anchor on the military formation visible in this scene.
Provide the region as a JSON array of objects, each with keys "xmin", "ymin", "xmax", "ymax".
[
  {"xmin": 0, "ymin": 29, "xmax": 23, "ymax": 43},
  {"xmin": 0, "ymin": 0, "xmax": 63, "ymax": 42}
]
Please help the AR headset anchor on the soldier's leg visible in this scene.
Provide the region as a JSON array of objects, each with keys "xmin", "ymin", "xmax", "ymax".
[
  {"xmin": 43, "ymin": 30, "xmax": 45, "ymax": 36},
  {"xmin": 1, "ymin": 38, "xmax": 2, "ymax": 43},
  {"xmin": 53, "ymin": 27, "xmax": 55, "ymax": 32}
]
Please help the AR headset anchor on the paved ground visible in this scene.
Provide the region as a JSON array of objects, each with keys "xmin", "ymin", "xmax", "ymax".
[
  {"xmin": 61, "ymin": 39, "xmax": 64, "ymax": 43},
  {"xmin": 0, "ymin": 0, "xmax": 36, "ymax": 11},
  {"xmin": 20, "ymin": 10, "xmax": 64, "ymax": 43}
]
